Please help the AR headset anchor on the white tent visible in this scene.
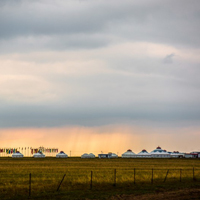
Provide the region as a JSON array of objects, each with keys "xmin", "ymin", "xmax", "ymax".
[
  {"xmin": 137, "ymin": 149, "xmax": 152, "ymax": 158},
  {"xmin": 81, "ymin": 153, "xmax": 95, "ymax": 158},
  {"xmin": 108, "ymin": 152, "xmax": 118, "ymax": 158},
  {"xmin": 169, "ymin": 151, "xmax": 184, "ymax": 158},
  {"xmin": 12, "ymin": 152, "xmax": 23, "ymax": 158},
  {"xmin": 33, "ymin": 152, "xmax": 45, "ymax": 158},
  {"xmin": 122, "ymin": 149, "xmax": 136, "ymax": 158},
  {"xmin": 56, "ymin": 151, "xmax": 68, "ymax": 158},
  {"xmin": 88, "ymin": 153, "xmax": 95, "ymax": 158},
  {"xmin": 81, "ymin": 153, "xmax": 89, "ymax": 158},
  {"xmin": 150, "ymin": 146, "xmax": 170, "ymax": 158}
]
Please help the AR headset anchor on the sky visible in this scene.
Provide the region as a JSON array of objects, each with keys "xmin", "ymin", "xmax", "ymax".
[{"xmin": 0, "ymin": 0, "xmax": 200, "ymax": 155}]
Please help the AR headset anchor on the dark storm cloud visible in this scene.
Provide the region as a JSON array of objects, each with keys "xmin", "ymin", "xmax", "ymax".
[
  {"xmin": 1, "ymin": 100, "xmax": 200, "ymax": 128},
  {"xmin": 0, "ymin": 0, "xmax": 200, "ymax": 52}
]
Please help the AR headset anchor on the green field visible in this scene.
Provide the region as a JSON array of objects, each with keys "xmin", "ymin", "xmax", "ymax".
[{"xmin": 0, "ymin": 157, "xmax": 200, "ymax": 199}]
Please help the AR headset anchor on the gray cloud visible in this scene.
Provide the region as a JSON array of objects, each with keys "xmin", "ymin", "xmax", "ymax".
[
  {"xmin": 0, "ymin": 58, "xmax": 200, "ymax": 128},
  {"xmin": 163, "ymin": 53, "xmax": 175, "ymax": 64},
  {"xmin": 0, "ymin": 99, "xmax": 200, "ymax": 128},
  {"xmin": 0, "ymin": 0, "xmax": 200, "ymax": 53},
  {"xmin": 0, "ymin": 0, "xmax": 200, "ymax": 129}
]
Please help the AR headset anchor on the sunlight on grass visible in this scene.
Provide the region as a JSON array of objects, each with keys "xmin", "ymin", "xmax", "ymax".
[{"xmin": 0, "ymin": 158, "xmax": 200, "ymax": 199}]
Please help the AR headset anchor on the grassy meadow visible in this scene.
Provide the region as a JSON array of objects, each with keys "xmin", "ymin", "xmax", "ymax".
[{"xmin": 0, "ymin": 157, "xmax": 200, "ymax": 199}]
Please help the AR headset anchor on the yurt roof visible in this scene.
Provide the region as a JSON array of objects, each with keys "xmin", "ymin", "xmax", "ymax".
[
  {"xmin": 138, "ymin": 149, "xmax": 150, "ymax": 155},
  {"xmin": 122, "ymin": 150, "xmax": 136, "ymax": 155},
  {"xmin": 151, "ymin": 146, "xmax": 169, "ymax": 154},
  {"xmin": 170, "ymin": 151, "xmax": 183, "ymax": 155},
  {"xmin": 12, "ymin": 152, "xmax": 23, "ymax": 156},
  {"xmin": 82, "ymin": 153, "xmax": 88, "ymax": 156},
  {"xmin": 151, "ymin": 150, "xmax": 169, "ymax": 154},
  {"xmin": 34, "ymin": 152, "xmax": 44, "ymax": 155},
  {"xmin": 109, "ymin": 153, "xmax": 118, "ymax": 156},
  {"xmin": 57, "ymin": 151, "xmax": 67, "ymax": 155},
  {"xmin": 81, "ymin": 153, "xmax": 95, "ymax": 158}
]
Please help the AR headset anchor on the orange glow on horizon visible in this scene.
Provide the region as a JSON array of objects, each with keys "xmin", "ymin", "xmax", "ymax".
[{"xmin": 0, "ymin": 125, "xmax": 200, "ymax": 156}]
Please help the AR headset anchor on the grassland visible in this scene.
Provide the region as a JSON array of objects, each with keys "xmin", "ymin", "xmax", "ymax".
[{"xmin": 0, "ymin": 157, "xmax": 200, "ymax": 199}]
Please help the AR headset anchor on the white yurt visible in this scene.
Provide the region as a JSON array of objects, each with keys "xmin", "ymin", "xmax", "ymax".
[
  {"xmin": 81, "ymin": 153, "xmax": 95, "ymax": 158},
  {"xmin": 108, "ymin": 152, "xmax": 118, "ymax": 158},
  {"xmin": 169, "ymin": 151, "xmax": 184, "ymax": 158},
  {"xmin": 122, "ymin": 149, "xmax": 136, "ymax": 158},
  {"xmin": 88, "ymin": 153, "xmax": 95, "ymax": 158},
  {"xmin": 56, "ymin": 151, "xmax": 68, "ymax": 158},
  {"xmin": 33, "ymin": 152, "xmax": 45, "ymax": 158},
  {"xmin": 81, "ymin": 153, "xmax": 89, "ymax": 158},
  {"xmin": 12, "ymin": 151, "xmax": 23, "ymax": 158},
  {"xmin": 150, "ymin": 146, "xmax": 170, "ymax": 158},
  {"xmin": 137, "ymin": 149, "xmax": 152, "ymax": 158}
]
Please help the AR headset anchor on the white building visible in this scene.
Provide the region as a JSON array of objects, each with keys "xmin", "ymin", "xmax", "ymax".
[
  {"xmin": 122, "ymin": 149, "xmax": 136, "ymax": 158},
  {"xmin": 81, "ymin": 153, "xmax": 95, "ymax": 158},
  {"xmin": 33, "ymin": 152, "xmax": 45, "ymax": 158},
  {"xmin": 150, "ymin": 146, "xmax": 170, "ymax": 158},
  {"xmin": 12, "ymin": 152, "xmax": 23, "ymax": 158},
  {"xmin": 137, "ymin": 149, "xmax": 152, "ymax": 158},
  {"xmin": 190, "ymin": 152, "xmax": 200, "ymax": 158},
  {"xmin": 98, "ymin": 152, "xmax": 118, "ymax": 158},
  {"xmin": 56, "ymin": 151, "xmax": 68, "ymax": 158}
]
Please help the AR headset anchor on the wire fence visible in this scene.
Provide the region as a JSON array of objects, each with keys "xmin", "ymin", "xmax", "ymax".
[{"xmin": 0, "ymin": 168, "xmax": 200, "ymax": 198}]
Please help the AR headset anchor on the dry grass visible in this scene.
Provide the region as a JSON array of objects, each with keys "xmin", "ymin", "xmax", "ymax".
[{"xmin": 0, "ymin": 157, "xmax": 200, "ymax": 199}]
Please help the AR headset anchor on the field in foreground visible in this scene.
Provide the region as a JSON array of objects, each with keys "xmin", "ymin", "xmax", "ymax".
[{"xmin": 0, "ymin": 157, "xmax": 200, "ymax": 200}]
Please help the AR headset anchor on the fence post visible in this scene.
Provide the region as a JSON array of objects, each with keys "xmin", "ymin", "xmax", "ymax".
[
  {"xmin": 90, "ymin": 171, "xmax": 93, "ymax": 190},
  {"xmin": 134, "ymin": 168, "xmax": 136, "ymax": 185},
  {"xmin": 29, "ymin": 173, "xmax": 31, "ymax": 197},
  {"xmin": 151, "ymin": 168, "xmax": 153, "ymax": 184},
  {"xmin": 57, "ymin": 174, "xmax": 66, "ymax": 191},
  {"xmin": 113, "ymin": 169, "xmax": 116, "ymax": 187},
  {"xmin": 193, "ymin": 167, "xmax": 195, "ymax": 181},
  {"xmin": 180, "ymin": 169, "xmax": 182, "ymax": 182},
  {"xmin": 163, "ymin": 169, "xmax": 169, "ymax": 183}
]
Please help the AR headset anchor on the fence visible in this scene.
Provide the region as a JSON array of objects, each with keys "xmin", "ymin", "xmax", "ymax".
[{"xmin": 0, "ymin": 168, "xmax": 200, "ymax": 199}]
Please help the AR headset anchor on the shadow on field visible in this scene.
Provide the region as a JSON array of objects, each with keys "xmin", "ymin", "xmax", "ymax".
[{"xmin": 1, "ymin": 178, "xmax": 200, "ymax": 200}]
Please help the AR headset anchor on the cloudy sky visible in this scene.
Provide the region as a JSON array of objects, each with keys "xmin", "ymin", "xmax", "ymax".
[{"xmin": 0, "ymin": 0, "xmax": 200, "ymax": 155}]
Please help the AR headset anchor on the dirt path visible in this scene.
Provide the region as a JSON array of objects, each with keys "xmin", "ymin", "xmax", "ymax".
[{"xmin": 109, "ymin": 188, "xmax": 200, "ymax": 200}]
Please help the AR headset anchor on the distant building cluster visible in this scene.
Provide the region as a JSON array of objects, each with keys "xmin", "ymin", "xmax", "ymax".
[
  {"xmin": 1, "ymin": 146, "xmax": 200, "ymax": 159},
  {"xmin": 0, "ymin": 146, "xmax": 58, "ymax": 157},
  {"xmin": 120, "ymin": 147, "xmax": 200, "ymax": 158},
  {"xmin": 97, "ymin": 147, "xmax": 200, "ymax": 159}
]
